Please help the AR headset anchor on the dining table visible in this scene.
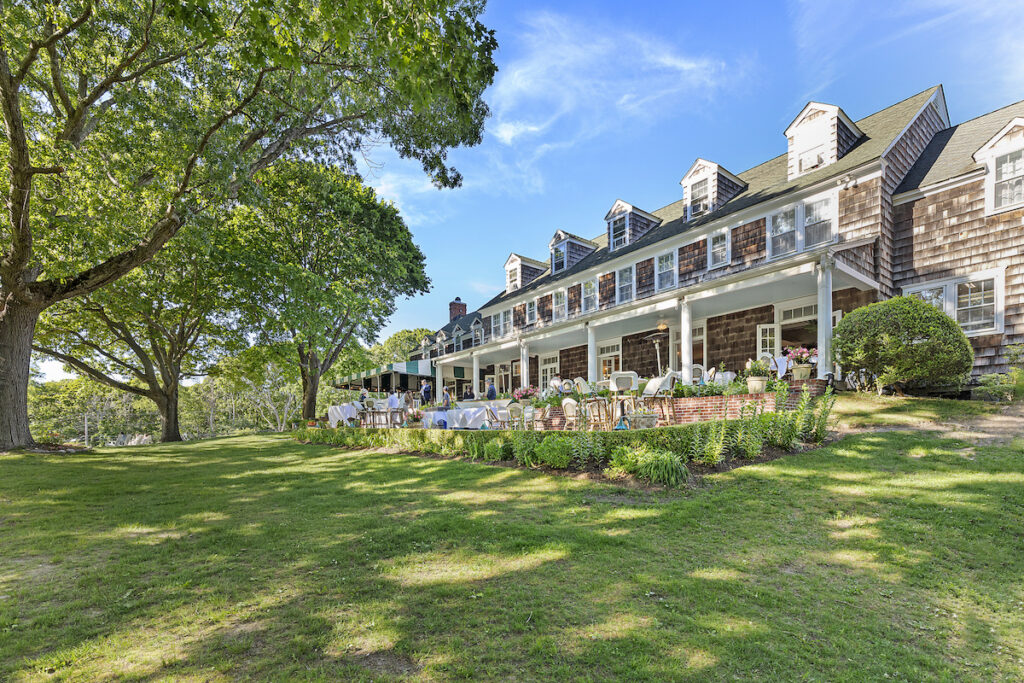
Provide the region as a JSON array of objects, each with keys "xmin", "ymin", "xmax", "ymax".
[{"xmin": 327, "ymin": 403, "xmax": 361, "ymax": 428}]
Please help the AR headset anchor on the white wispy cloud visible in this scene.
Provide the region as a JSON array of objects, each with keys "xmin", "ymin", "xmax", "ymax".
[
  {"xmin": 789, "ymin": 0, "xmax": 1024, "ymax": 104},
  {"xmin": 488, "ymin": 11, "xmax": 731, "ymax": 148}
]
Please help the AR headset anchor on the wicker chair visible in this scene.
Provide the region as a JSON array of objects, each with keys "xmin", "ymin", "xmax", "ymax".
[
  {"xmin": 583, "ymin": 396, "xmax": 611, "ymax": 431},
  {"xmin": 560, "ymin": 398, "xmax": 579, "ymax": 430},
  {"xmin": 508, "ymin": 402, "xmax": 524, "ymax": 430}
]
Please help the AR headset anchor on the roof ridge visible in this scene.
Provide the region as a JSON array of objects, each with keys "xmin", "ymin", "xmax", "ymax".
[{"xmin": 942, "ymin": 95, "xmax": 1024, "ymax": 130}]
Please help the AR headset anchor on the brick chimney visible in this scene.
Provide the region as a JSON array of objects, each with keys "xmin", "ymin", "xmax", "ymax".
[{"xmin": 449, "ymin": 296, "xmax": 467, "ymax": 322}]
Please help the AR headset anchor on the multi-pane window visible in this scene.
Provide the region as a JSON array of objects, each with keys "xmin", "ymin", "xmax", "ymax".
[
  {"xmin": 506, "ymin": 268, "xmax": 518, "ymax": 292},
  {"xmin": 526, "ymin": 300, "xmax": 537, "ymax": 324},
  {"xmin": 502, "ymin": 309, "xmax": 511, "ymax": 336},
  {"xmin": 610, "ymin": 216, "xmax": 628, "ymax": 250},
  {"xmin": 473, "ymin": 327, "xmax": 483, "ymax": 345},
  {"xmin": 616, "ymin": 267, "xmax": 633, "ymax": 304},
  {"xmin": 552, "ymin": 290, "xmax": 567, "ymax": 321},
  {"xmin": 957, "ymin": 280, "xmax": 996, "ymax": 332},
  {"xmin": 770, "ymin": 208, "xmax": 797, "ymax": 256},
  {"xmin": 911, "ymin": 287, "xmax": 945, "ymax": 311},
  {"xmin": 803, "ymin": 198, "xmax": 832, "ymax": 247},
  {"xmin": 757, "ymin": 324, "xmax": 777, "ymax": 358},
  {"xmin": 906, "ymin": 274, "xmax": 1000, "ymax": 335},
  {"xmin": 552, "ymin": 243, "xmax": 567, "ymax": 272},
  {"xmin": 708, "ymin": 231, "xmax": 729, "ymax": 268},
  {"xmin": 656, "ymin": 252, "xmax": 676, "ymax": 290},
  {"xmin": 598, "ymin": 343, "xmax": 621, "ymax": 380},
  {"xmin": 768, "ymin": 196, "xmax": 834, "ymax": 258},
  {"xmin": 582, "ymin": 279, "xmax": 598, "ymax": 312},
  {"xmin": 995, "ymin": 149, "xmax": 1024, "ymax": 210},
  {"xmin": 689, "ymin": 179, "xmax": 709, "ymax": 218},
  {"xmin": 490, "ymin": 313, "xmax": 501, "ymax": 339},
  {"xmin": 540, "ymin": 356, "xmax": 560, "ymax": 387}
]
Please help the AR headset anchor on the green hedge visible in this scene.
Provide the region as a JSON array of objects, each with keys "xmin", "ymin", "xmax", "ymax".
[{"xmin": 292, "ymin": 388, "xmax": 835, "ymax": 488}]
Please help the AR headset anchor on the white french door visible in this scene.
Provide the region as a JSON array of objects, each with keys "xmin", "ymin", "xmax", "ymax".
[{"xmin": 757, "ymin": 324, "xmax": 779, "ymax": 358}]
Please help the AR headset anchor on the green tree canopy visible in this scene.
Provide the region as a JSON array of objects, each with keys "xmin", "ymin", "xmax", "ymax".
[
  {"xmin": 232, "ymin": 161, "xmax": 429, "ymax": 419},
  {"xmin": 369, "ymin": 328, "xmax": 435, "ymax": 367},
  {"xmin": 0, "ymin": 0, "xmax": 497, "ymax": 448}
]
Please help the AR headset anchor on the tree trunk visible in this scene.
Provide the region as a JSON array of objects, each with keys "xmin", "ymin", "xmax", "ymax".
[
  {"xmin": 0, "ymin": 303, "xmax": 41, "ymax": 450},
  {"xmin": 301, "ymin": 370, "xmax": 320, "ymax": 421},
  {"xmin": 156, "ymin": 387, "xmax": 182, "ymax": 442}
]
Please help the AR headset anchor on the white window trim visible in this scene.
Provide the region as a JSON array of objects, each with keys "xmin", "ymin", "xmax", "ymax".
[
  {"xmin": 551, "ymin": 242, "xmax": 568, "ymax": 273},
  {"xmin": 707, "ymin": 228, "xmax": 731, "ymax": 270},
  {"xmin": 765, "ymin": 189, "xmax": 838, "ymax": 261},
  {"xmin": 597, "ymin": 338, "xmax": 623, "ymax": 377},
  {"xmin": 609, "ymin": 213, "xmax": 630, "ymax": 251},
  {"xmin": 506, "ymin": 267, "xmax": 519, "ymax": 293},
  {"xmin": 540, "ymin": 356, "xmax": 560, "ymax": 386},
  {"xmin": 526, "ymin": 299, "xmax": 537, "ymax": 324},
  {"xmin": 552, "ymin": 289, "xmax": 568, "ymax": 322},
  {"xmin": 686, "ymin": 177, "xmax": 711, "ymax": 221},
  {"xmin": 902, "ymin": 267, "xmax": 1005, "ymax": 337},
  {"xmin": 984, "ymin": 147, "xmax": 1024, "ymax": 216},
  {"xmin": 616, "ymin": 265, "xmax": 635, "ymax": 305},
  {"xmin": 654, "ymin": 250, "xmax": 677, "ymax": 292},
  {"xmin": 582, "ymin": 278, "xmax": 599, "ymax": 313}
]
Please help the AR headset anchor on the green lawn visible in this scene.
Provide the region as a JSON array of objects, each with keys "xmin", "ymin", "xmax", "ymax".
[{"xmin": 2, "ymin": 398, "xmax": 1023, "ymax": 681}]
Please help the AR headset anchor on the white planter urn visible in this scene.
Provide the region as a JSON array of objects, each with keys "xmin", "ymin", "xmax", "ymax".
[{"xmin": 746, "ymin": 376, "xmax": 769, "ymax": 394}]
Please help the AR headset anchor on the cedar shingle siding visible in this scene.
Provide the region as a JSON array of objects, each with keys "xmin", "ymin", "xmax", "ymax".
[
  {"xmin": 599, "ymin": 273, "xmax": 616, "ymax": 309},
  {"xmin": 706, "ymin": 305, "xmax": 775, "ymax": 371},
  {"xmin": 894, "ymin": 180, "xmax": 1024, "ymax": 373},
  {"xmin": 538, "ymin": 294, "xmax": 552, "ymax": 323},
  {"xmin": 567, "ymin": 284, "xmax": 582, "ymax": 316},
  {"xmin": 636, "ymin": 258, "xmax": 655, "ymax": 299},
  {"xmin": 678, "ymin": 240, "xmax": 706, "ymax": 287}
]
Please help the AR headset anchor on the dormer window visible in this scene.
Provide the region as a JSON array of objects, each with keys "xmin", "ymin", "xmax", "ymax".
[
  {"xmin": 973, "ymin": 116, "xmax": 1024, "ymax": 216},
  {"xmin": 552, "ymin": 242, "xmax": 567, "ymax": 272},
  {"xmin": 506, "ymin": 268, "xmax": 519, "ymax": 292},
  {"xmin": 610, "ymin": 215, "xmax": 628, "ymax": 250},
  {"xmin": 690, "ymin": 179, "xmax": 709, "ymax": 217},
  {"xmin": 798, "ymin": 145, "xmax": 825, "ymax": 173},
  {"xmin": 785, "ymin": 102, "xmax": 862, "ymax": 181},
  {"xmin": 680, "ymin": 159, "xmax": 745, "ymax": 221}
]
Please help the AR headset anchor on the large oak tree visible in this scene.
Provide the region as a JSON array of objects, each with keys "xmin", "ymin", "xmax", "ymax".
[
  {"xmin": 232, "ymin": 161, "xmax": 429, "ymax": 421},
  {"xmin": 0, "ymin": 0, "xmax": 496, "ymax": 448}
]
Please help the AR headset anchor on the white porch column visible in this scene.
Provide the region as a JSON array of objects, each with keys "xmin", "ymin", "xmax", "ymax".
[
  {"xmin": 816, "ymin": 256, "xmax": 834, "ymax": 380},
  {"xmin": 679, "ymin": 299, "xmax": 693, "ymax": 385},
  {"xmin": 519, "ymin": 342, "xmax": 530, "ymax": 388},
  {"xmin": 586, "ymin": 324, "xmax": 598, "ymax": 383},
  {"xmin": 471, "ymin": 353, "xmax": 481, "ymax": 398}
]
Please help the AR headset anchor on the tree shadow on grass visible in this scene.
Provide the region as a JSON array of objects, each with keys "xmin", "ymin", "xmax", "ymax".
[{"xmin": 1, "ymin": 433, "xmax": 1022, "ymax": 680}]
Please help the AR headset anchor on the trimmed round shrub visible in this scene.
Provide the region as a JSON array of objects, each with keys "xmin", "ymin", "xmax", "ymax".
[
  {"xmin": 535, "ymin": 435, "xmax": 571, "ymax": 469},
  {"xmin": 832, "ymin": 296, "xmax": 974, "ymax": 391}
]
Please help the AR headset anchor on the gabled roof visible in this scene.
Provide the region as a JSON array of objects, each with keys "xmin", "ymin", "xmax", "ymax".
[
  {"xmin": 504, "ymin": 252, "xmax": 548, "ymax": 270},
  {"xmin": 603, "ymin": 199, "xmax": 660, "ymax": 223},
  {"xmin": 476, "ymin": 86, "xmax": 943, "ymax": 311},
  {"xmin": 549, "ymin": 229, "xmax": 599, "ymax": 249},
  {"xmin": 680, "ymin": 158, "xmax": 745, "ymax": 188},
  {"xmin": 896, "ymin": 98, "xmax": 1024, "ymax": 194},
  {"xmin": 435, "ymin": 310, "xmax": 483, "ymax": 339},
  {"xmin": 784, "ymin": 101, "xmax": 863, "ymax": 139}
]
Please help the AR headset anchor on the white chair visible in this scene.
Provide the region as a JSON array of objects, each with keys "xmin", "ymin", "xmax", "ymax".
[
  {"xmin": 609, "ymin": 371, "xmax": 640, "ymax": 392},
  {"xmin": 561, "ymin": 398, "xmax": 579, "ymax": 430},
  {"xmin": 771, "ymin": 355, "xmax": 791, "ymax": 378},
  {"xmin": 508, "ymin": 403, "xmax": 524, "ymax": 430},
  {"xmin": 523, "ymin": 405, "xmax": 537, "ymax": 431},
  {"xmin": 573, "ymin": 377, "xmax": 593, "ymax": 396},
  {"xmin": 560, "ymin": 378, "xmax": 575, "ymax": 394},
  {"xmin": 691, "ymin": 364, "xmax": 706, "ymax": 385}
]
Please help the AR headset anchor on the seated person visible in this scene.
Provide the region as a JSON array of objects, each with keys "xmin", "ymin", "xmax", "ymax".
[{"xmin": 462, "ymin": 385, "xmax": 475, "ymax": 400}]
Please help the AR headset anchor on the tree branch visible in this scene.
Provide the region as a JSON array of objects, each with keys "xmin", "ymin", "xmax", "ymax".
[{"xmin": 31, "ymin": 344, "xmax": 152, "ymax": 398}]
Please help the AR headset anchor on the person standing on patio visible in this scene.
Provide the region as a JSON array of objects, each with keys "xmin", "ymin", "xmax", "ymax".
[
  {"xmin": 486, "ymin": 379, "xmax": 497, "ymax": 400},
  {"xmin": 420, "ymin": 379, "xmax": 432, "ymax": 405}
]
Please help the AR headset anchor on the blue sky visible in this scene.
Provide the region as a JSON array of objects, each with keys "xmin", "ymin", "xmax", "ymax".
[
  {"xmin": 367, "ymin": 0, "xmax": 1024, "ymax": 336},
  {"xmin": 37, "ymin": 0, "xmax": 1024, "ymax": 380}
]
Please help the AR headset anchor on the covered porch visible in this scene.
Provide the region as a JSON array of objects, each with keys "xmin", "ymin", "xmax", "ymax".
[{"xmin": 437, "ymin": 257, "xmax": 877, "ymax": 397}]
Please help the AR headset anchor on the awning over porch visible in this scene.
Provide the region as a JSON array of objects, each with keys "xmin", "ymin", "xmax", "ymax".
[{"xmin": 334, "ymin": 359, "xmax": 435, "ymax": 386}]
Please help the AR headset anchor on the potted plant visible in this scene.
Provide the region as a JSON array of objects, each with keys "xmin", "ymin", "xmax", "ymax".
[
  {"xmin": 786, "ymin": 346, "xmax": 817, "ymax": 380},
  {"xmin": 745, "ymin": 358, "xmax": 771, "ymax": 394},
  {"xmin": 513, "ymin": 385, "xmax": 539, "ymax": 402}
]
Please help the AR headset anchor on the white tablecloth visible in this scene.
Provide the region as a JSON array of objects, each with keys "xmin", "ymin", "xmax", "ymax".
[
  {"xmin": 448, "ymin": 407, "xmax": 489, "ymax": 429},
  {"xmin": 328, "ymin": 403, "xmax": 360, "ymax": 428},
  {"xmin": 423, "ymin": 407, "xmax": 489, "ymax": 429}
]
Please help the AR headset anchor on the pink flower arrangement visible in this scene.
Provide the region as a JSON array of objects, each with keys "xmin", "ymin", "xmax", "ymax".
[
  {"xmin": 513, "ymin": 385, "xmax": 539, "ymax": 401},
  {"xmin": 785, "ymin": 346, "xmax": 818, "ymax": 364}
]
